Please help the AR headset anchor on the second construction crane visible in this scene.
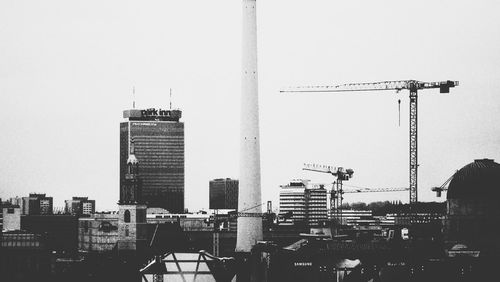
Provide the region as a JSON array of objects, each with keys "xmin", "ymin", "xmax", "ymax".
[
  {"xmin": 303, "ymin": 163, "xmax": 353, "ymax": 222},
  {"xmin": 303, "ymin": 163, "xmax": 408, "ymax": 223},
  {"xmin": 283, "ymin": 80, "xmax": 459, "ymax": 205}
]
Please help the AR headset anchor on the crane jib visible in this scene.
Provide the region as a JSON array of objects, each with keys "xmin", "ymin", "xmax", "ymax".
[{"xmin": 281, "ymin": 80, "xmax": 458, "ymax": 93}]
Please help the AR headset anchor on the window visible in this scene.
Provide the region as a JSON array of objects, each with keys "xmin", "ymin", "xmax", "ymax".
[{"xmin": 124, "ymin": 210, "xmax": 131, "ymax": 223}]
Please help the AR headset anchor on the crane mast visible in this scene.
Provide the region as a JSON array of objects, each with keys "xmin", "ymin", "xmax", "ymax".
[{"xmin": 283, "ymin": 80, "xmax": 458, "ymax": 207}]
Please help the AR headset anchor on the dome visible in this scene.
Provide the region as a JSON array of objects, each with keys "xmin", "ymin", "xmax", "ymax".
[{"xmin": 447, "ymin": 158, "xmax": 500, "ymax": 200}]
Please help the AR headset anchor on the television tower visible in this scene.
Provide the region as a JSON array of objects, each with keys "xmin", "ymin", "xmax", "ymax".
[{"xmin": 236, "ymin": 0, "xmax": 263, "ymax": 253}]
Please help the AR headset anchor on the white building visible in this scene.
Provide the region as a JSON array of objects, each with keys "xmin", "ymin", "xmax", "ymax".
[
  {"xmin": 279, "ymin": 180, "xmax": 328, "ymax": 226},
  {"xmin": 82, "ymin": 202, "xmax": 94, "ymax": 215},
  {"xmin": 2, "ymin": 204, "xmax": 21, "ymax": 231}
]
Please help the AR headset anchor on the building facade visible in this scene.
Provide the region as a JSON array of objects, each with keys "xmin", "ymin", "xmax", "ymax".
[
  {"xmin": 82, "ymin": 201, "xmax": 94, "ymax": 215},
  {"xmin": 0, "ymin": 198, "xmax": 3, "ymax": 237},
  {"xmin": 305, "ymin": 186, "xmax": 328, "ymax": 225},
  {"xmin": 120, "ymin": 108, "xmax": 184, "ymax": 213},
  {"xmin": 21, "ymin": 214, "xmax": 79, "ymax": 253},
  {"xmin": 0, "ymin": 231, "xmax": 52, "ymax": 282},
  {"xmin": 279, "ymin": 180, "xmax": 328, "ymax": 226},
  {"xmin": 22, "ymin": 194, "xmax": 53, "ymax": 215},
  {"xmin": 2, "ymin": 203, "xmax": 21, "ymax": 231},
  {"xmin": 65, "ymin": 197, "xmax": 96, "ymax": 215},
  {"xmin": 78, "ymin": 213, "xmax": 119, "ymax": 252},
  {"xmin": 8, "ymin": 197, "xmax": 23, "ymax": 211},
  {"xmin": 209, "ymin": 178, "xmax": 239, "ymax": 210}
]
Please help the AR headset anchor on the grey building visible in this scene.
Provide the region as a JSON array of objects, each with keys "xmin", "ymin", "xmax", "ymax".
[
  {"xmin": 21, "ymin": 194, "xmax": 53, "ymax": 215},
  {"xmin": 64, "ymin": 197, "xmax": 96, "ymax": 215},
  {"xmin": 78, "ymin": 213, "xmax": 119, "ymax": 252},
  {"xmin": 209, "ymin": 178, "xmax": 239, "ymax": 210},
  {"xmin": 120, "ymin": 108, "xmax": 184, "ymax": 213}
]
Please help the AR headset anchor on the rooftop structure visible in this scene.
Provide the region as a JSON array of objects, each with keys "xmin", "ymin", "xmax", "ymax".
[{"xmin": 140, "ymin": 251, "xmax": 236, "ymax": 282}]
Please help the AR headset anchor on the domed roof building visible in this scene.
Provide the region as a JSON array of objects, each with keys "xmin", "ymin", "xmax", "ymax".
[
  {"xmin": 447, "ymin": 158, "xmax": 500, "ymax": 201},
  {"xmin": 444, "ymin": 159, "xmax": 500, "ymax": 255}
]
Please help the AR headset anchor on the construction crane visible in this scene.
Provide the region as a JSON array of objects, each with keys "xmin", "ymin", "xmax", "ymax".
[
  {"xmin": 303, "ymin": 163, "xmax": 353, "ymax": 225},
  {"xmin": 323, "ymin": 184, "xmax": 409, "ymax": 219},
  {"xmin": 303, "ymin": 167, "xmax": 408, "ymax": 225},
  {"xmin": 431, "ymin": 170, "xmax": 457, "ymax": 197},
  {"xmin": 342, "ymin": 185, "xmax": 409, "ymax": 194},
  {"xmin": 283, "ymin": 80, "xmax": 459, "ymax": 207}
]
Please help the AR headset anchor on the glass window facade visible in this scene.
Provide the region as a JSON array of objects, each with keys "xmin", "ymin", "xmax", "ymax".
[{"xmin": 120, "ymin": 117, "xmax": 185, "ymax": 213}]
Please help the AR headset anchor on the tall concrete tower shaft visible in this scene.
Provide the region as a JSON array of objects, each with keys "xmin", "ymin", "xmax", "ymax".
[{"xmin": 236, "ymin": 0, "xmax": 263, "ymax": 253}]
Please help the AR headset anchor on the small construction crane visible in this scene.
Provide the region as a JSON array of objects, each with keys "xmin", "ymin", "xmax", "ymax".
[
  {"xmin": 325, "ymin": 184, "xmax": 409, "ymax": 219},
  {"xmin": 283, "ymin": 80, "xmax": 459, "ymax": 208},
  {"xmin": 431, "ymin": 170, "xmax": 457, "ymax": 197},
  {"xmin": 303, "ymin": 163, "xmax": 354, "ymax": 224},
  {"xmin": 342, "ymin": 185, "xmax": 409, "ymax": 194},
  {"xmin": 306, "ymin": 179, "xmax": 408, "ymax": 225}
]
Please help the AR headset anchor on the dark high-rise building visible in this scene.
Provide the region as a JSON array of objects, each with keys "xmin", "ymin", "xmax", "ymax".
[
  {"xmin": 209, "ymin": 178, "xmax": 239, "ymax": 210},
  {"xmin": 120, "ymin": 108, "xmax": 184, "ymax": 213}
]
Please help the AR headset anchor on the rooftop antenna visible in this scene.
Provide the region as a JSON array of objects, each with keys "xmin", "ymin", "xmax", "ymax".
[
  {"xmin": 133, "ymin": 86, "xmax": 136, "ymax": 109},
  {"xmin": 169, "ymin": 88, "xmax": 172, "ymax": 109},
  {"xmin": 398, "ymin": 99, "xmax": 401, "ymax": 127}
]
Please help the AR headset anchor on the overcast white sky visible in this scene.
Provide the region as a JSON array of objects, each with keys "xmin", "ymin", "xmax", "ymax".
[{"xmin": 1, "ymin": 0, "xmax": 500, "ymax": 212}]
